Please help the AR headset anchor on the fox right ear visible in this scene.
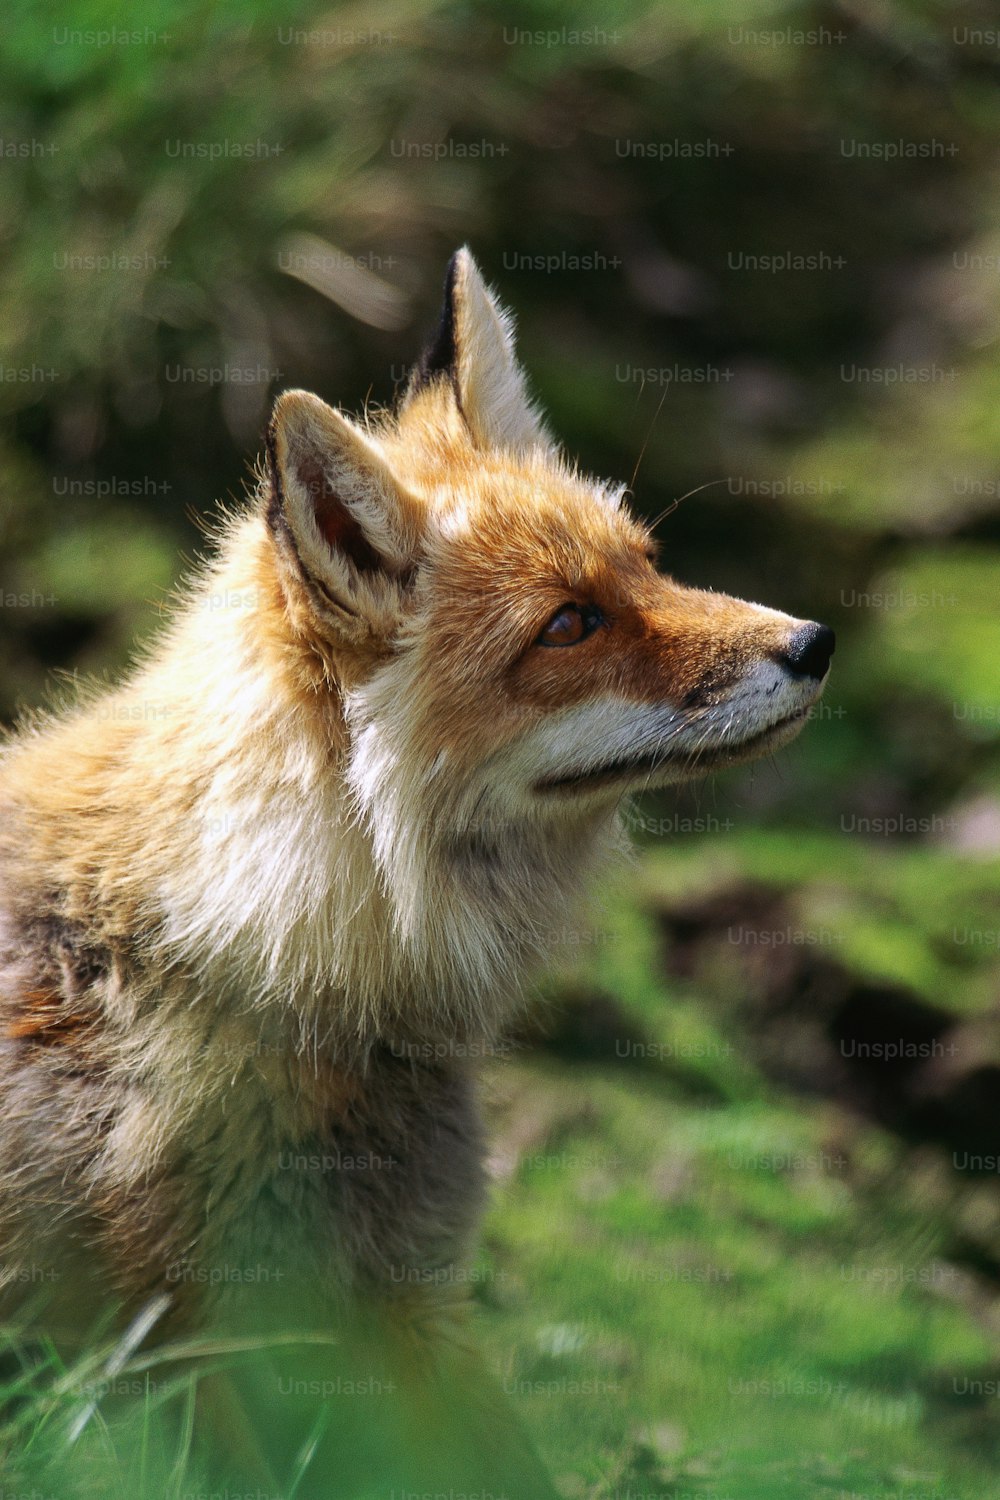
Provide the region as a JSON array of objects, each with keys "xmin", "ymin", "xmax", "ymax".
[
  {"xmin": 265, "ymin": 390, "xmax": 418, "ymax": 641},
  {"xmin": 403, "ymin": 247, "xmax": 551, "ymax": 452}
]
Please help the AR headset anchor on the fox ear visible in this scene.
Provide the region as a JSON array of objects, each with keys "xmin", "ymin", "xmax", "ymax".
[
  {"xmin": 404, "ymin": 247, "xmax": 550, "ymax": 451},
  {"xmin": 266, "ymin": 390, "xmax": 417, "ymax": 638}
]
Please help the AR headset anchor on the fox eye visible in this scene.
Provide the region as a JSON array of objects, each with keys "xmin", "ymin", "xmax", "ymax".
[{"xmin": 537, "ymin": 603, "xmax": 605, "ymax": 648}]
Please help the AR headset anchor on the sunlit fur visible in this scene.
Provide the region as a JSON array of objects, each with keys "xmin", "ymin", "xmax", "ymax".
[{"xmin": 0, "ymin": 251, "xmax": 828, "ymax": 1371}]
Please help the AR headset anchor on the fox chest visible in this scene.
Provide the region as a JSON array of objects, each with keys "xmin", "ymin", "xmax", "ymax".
[{"xmin": 158, "ymin": 1048, "xmax": 489, "ymax": 1326}]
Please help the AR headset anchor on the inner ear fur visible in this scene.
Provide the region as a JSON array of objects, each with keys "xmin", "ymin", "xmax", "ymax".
[{"xmin": 266, "ymin": 389, "xmax": 418, "ymax": 631}]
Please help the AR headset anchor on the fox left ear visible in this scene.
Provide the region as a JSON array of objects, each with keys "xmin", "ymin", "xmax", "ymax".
[
  {"xmin": 403, "ymin": 247, "xmax": 550, "ymax": 452},
  {"xmin": 265, "ymin": 390, "xmax": 418, "ymax": 641}
]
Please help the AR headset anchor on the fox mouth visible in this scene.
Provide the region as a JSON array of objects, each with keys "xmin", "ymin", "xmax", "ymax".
[{"xmin": 534, "ymin": 707, "xmax": 811, "ymax": 794}]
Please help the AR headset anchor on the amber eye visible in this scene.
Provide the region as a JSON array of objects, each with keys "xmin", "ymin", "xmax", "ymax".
[{"xmin": 536, "ymin": 603, "xmax": 606, "ymax": 648}]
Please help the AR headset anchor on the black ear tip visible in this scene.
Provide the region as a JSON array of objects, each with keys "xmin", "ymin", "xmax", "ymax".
[{"xmin": 407, "ymin": 251, "xmax": 464, "ymax": 397}]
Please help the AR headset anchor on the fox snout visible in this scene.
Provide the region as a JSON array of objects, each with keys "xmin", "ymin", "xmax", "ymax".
[{"xmin": 515, "ymin": 590, "xmax": 834, "ymax": 799}]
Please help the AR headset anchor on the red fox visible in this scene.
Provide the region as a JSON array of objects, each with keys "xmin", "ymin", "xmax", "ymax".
[{"xmin": 0, "ymin": 249, "xmax": 832, "ymax": 1493}]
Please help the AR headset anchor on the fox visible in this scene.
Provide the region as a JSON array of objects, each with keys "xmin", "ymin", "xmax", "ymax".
[{"xmin": 0, "ymin": 248, "xmax": 833, "ymax": 1494}]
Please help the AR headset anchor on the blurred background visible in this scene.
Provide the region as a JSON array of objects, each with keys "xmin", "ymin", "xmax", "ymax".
[{"xmin": 3, "ymin": 0, "xmax": 1000, "ymax": 1494}]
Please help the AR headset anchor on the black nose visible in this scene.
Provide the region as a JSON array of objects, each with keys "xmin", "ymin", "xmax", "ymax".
[{"xmin": 779, "ymin": 622, "xmax": 835, "ymax": 680}]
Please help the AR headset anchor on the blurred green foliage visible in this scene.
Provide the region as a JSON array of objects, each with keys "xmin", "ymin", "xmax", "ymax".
[{"xmin": 3, "ymin": 0, "xmax": 1000, "ymax": 1493}]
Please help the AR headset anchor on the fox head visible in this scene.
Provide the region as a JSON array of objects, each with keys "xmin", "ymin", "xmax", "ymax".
[{"xmin": 265, "ymin": 248, "xmax": 832, "ymax": 837}]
